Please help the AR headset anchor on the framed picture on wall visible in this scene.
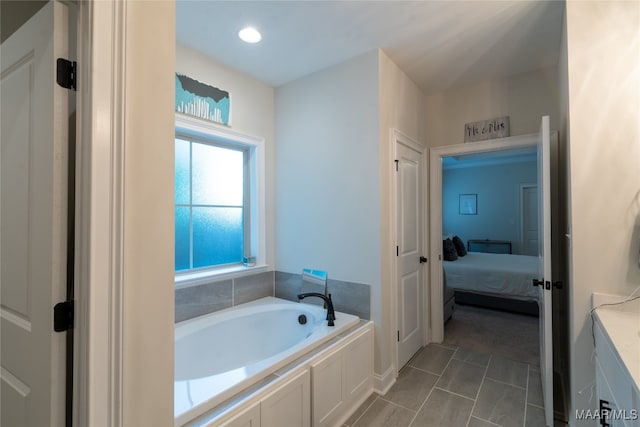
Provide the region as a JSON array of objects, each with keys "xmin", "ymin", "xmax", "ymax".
[
  {"xmin": 459, "ymin": 194, "xmax": 477, "ymax": 215},
  {"xmin": 175, "ymin": 73, "xmax": 231, "ymax": 126}
]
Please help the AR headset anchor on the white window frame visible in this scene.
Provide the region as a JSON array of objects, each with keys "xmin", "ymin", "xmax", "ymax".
[{"xmin": 174, "ymin": 113, "xmax": 266, "ymax": 286}]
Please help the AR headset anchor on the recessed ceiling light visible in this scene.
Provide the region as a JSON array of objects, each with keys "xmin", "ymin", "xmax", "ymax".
[{"xmin": 238, "ymin": 27, "xmax": 262, "ymax": 44}]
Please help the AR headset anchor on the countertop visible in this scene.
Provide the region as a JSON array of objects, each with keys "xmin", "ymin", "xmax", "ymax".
[{"xmin": 592, "ymin": 293, "xmax": 640, "ymax": 395}]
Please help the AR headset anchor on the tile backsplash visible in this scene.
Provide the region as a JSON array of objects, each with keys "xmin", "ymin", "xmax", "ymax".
[
  {"xmin": 275, "ymin": 271, "xmax": 371, "ymax": 320},
  {"xmin": 175, "ymin": 269, "xmax": 371, "ymax": 323},
  {"xmin": 175, "ymin": 270, "xmax": 274, "ymax": 322}
]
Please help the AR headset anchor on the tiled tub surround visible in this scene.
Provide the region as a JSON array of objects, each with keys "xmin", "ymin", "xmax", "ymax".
[
  {"xmin": 175, "ymin": 270, "xmax": 371, "ymax": 322},
  {"xmin": 275, "ymin": 271, "xmax": 371, "ymax": 320},
  {"xmin": 175, "ymin": 271, "xmax": 274, "ymax": 322}
]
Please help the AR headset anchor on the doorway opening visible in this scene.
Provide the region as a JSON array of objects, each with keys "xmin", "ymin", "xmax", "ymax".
[
  {"xmin": 439, "ymin": 147, "xmax": 540, "ymax": 359},
  {"xmin": 428, "ymin": 123, "xmax": 556, "ymax": 426}
]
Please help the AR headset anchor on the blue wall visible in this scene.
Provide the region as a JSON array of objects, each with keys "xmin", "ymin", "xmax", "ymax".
[{"xmin": 443, "ymin": 160, "xmax": 537, "ymax": 255}]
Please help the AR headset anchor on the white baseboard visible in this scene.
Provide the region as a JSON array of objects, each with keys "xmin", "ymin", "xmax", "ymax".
[
  {"xmin": 332, "ymin": 387, "xmax": 375, "ymax": 427},
  {"xmin": 373, "ymin": 365, "xmax": 395, "ymax": 396}
]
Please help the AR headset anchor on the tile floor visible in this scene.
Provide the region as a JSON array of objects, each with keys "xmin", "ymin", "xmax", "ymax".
[{"xmin": 345, "ymin": 343, "xmax": 545, "ymax": 427}]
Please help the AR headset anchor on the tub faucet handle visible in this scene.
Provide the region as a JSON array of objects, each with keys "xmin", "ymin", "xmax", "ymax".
[{"xmin": 297, "ymin": 292, "xmax": 336, "ymax": 327}]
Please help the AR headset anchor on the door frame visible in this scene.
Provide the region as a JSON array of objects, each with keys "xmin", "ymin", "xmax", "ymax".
[
  {"xmin": 428, "ymin": 133, "xmax": 539, "ymax": 342},
  {"xmin": 389, "ymin": 129, "xmax": 428, "ymax": 377},
  {"xmin": 74, "ymin": 1, "xmax": 126, "ymax": 424},
  {"xmin": 74, "ymin": 1, "xmax": 176, "ymax": 426}
]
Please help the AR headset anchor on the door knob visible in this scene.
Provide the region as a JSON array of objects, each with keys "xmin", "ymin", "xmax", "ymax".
[{"xmin": 419, "ymin": 256, "xmax": 428, "ymax": 263}]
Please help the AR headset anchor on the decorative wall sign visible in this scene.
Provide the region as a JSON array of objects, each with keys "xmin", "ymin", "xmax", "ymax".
[
  {"xmin": 464, "ymin": 116, "xmax": 509, "ymax": 142},
  {"xmin": 459, "ymin": 194, "xmax": 477, "ymax": 215},
  {"xmin": 175, "ymin": 73, "xmax": 231, "ymax": 126}
]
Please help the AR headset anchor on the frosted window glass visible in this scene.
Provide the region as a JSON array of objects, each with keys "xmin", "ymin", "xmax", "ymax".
[
  {"xmin": 175, "ymin": 207, "xmax": 190, "ymax": 271},
  {"xmin": 175, "ymin": 135, "xmax": 249, "ymax": 271},
  {"xmin": 192, "ymin": 143, "xmax": 243, "ymax": 206},
  {"xmin": 175, "ymin": 139, "xmax": 190, "ymax": 205},
  {"xmin": 192, "ymin": 207, "xmax": 243, "ymax": 267}
]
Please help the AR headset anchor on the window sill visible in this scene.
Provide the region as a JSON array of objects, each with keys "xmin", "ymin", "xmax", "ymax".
[{"xmin": 175, "ymin": 264, "xmax": 270, "ymax": 288}]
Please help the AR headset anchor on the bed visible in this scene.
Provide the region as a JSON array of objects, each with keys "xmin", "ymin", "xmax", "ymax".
[{"xmin": 443, "ymin": 251, "xmax": 541, "ymax": 315}]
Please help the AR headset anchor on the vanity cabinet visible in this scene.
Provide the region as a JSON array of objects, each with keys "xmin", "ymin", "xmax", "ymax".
[
  {"xmin": 311, "ymin": 326, "xmax": 373, "ymax": 427},
  {"xmin": 594, "ymin": 316, "xmax": 640, "ymax": 427}
]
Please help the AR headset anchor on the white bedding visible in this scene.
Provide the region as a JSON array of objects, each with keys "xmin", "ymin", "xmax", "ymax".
[{"xmin": 443, "ymin": 252, "xmax": 540, "ymax": 301}]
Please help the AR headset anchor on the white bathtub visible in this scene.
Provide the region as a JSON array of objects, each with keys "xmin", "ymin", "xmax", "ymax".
[{"xmin": 174, "ymin": 296, "xmax": 360, "ymax": 425}]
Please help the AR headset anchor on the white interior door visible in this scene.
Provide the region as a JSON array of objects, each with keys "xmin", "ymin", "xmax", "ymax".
[
  {"xmin": 395, "ymin": 140, "xmax": 425, "ymax": 369},
  {"xmin": 1, "ymin": 2, "xmax": 69, "ymax": 426},
  {"xmin": 536, "ymin": 115, "xmax": 553, "ymax": 426}
]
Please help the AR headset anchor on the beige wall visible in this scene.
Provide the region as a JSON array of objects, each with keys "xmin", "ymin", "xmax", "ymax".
[
  {"xmin": 378, "ymin": 49, "xmax": 428, "ymax": 381},
  {"xmin": 176, "ymin": 43, "xmax": 276, "ymax": 268},
  {"xmin": 564, "ymin": 1, "xmax": 640, "ymax": 424},
  {"xmin": 425, "ymin": 66, "xmax": 559, "ymax": 147}
]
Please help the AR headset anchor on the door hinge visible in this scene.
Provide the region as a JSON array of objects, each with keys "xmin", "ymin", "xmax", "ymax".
[
  {"xmin": 56, "ymin": 58, "xmax": 77, "ymax": 91},
  {"xmin": 397, "ymin": 330, "xmax": 400, "ymax": 342},
  {"xmin": 394, "ymin": 159, "xmax": 399, "ymax": 171},
  {"xmin": 396, "ymin": 246, "xmax": 399, "ymax": 256},
  {"xmin": 54, "ymin": 300, "xmax": 74, "ymax": 332}
]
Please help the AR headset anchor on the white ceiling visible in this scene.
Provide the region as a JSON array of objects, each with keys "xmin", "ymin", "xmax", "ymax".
[{"xmin": 176, "ymin": 1, "xmax": 565, "ymax": 95}]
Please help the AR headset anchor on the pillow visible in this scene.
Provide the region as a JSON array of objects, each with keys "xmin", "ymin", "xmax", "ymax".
[
  {"xmin": 442, "ymin": 238, "xmax": 458, "ymax": 261},
  {"xmin": 452, "ymin": 235, "xmax": 467, "ymax": 257}
]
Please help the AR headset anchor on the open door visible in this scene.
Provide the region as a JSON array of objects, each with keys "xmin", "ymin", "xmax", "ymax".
[
  {"xmin": 536, "ymin": 115, "xmax": 553, "ymax": 426},
  {"xmin": 1, "ymin": 2, "xmax": 70, "ymax": 425}
]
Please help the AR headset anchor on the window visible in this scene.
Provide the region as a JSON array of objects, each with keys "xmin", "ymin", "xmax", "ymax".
[{"xmin": 175, "ymin": 115, "xmax": 265, "ymax": 274}]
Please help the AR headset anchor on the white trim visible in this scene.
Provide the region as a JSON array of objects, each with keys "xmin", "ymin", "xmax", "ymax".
[
  {"xmin": 175, "ymin": 114, "xmax": 267, "ymax": 273},
  {"xmin": 373, "ymin": 365, "xmax": 396, "ymax": 396},
  {"xmin": 389, "ymin": 129, "xmax": 398, "ymax": 377},
  {"xmin": 429, "ymin": 133, "xmax": 539, "ymax": 343},
  {"xmin": 175, "ymin": 113, "xmax": 262, "ymax": 147},
  {"xmin": 392, "ymin": 128, "xmax": 424, "ymax": 153},
  {"xmin": 75, "ymin": 1, "xmax": 126, "ymax": 425},
  {"xmin": 175, "ymin": 264, "xmax": 270, "ymax": 289},
  {"xmin": 389, "ymin": 129, "xmax": 427, "ymax": 378}
]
